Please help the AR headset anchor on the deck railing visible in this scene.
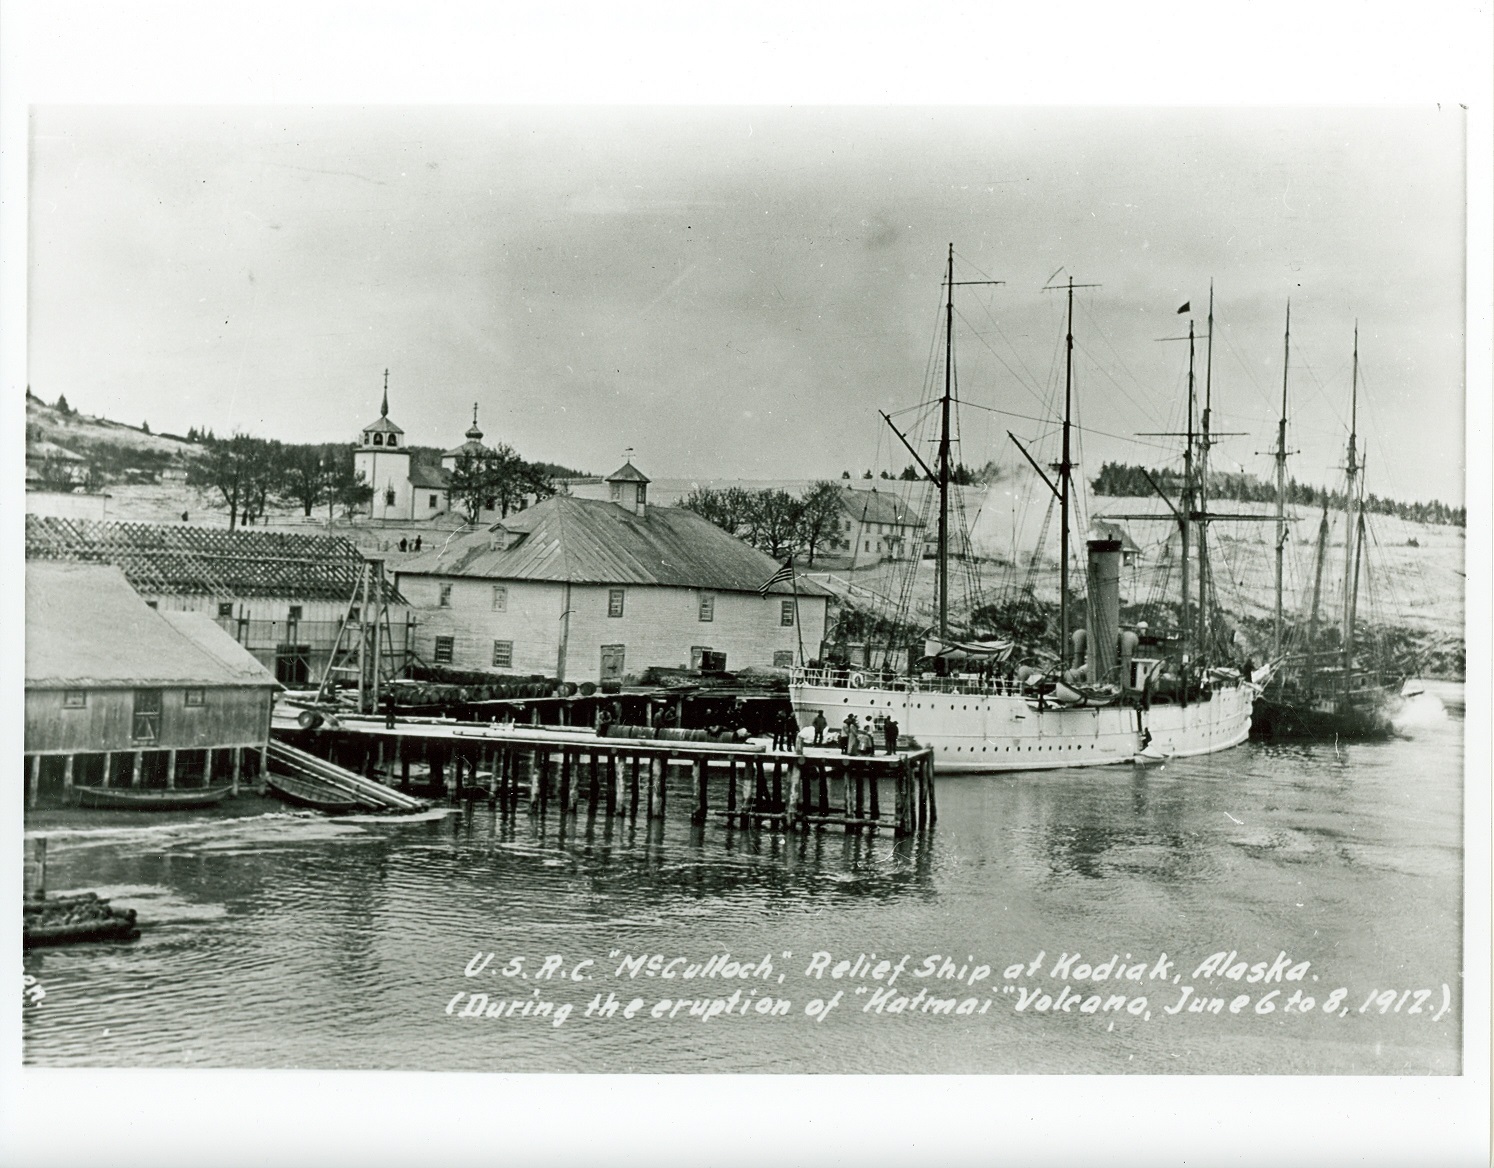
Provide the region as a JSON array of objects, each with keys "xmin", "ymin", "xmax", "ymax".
[{"xmin": 790, "ymin": 666, "xmax": 1024, "ymax": 697}]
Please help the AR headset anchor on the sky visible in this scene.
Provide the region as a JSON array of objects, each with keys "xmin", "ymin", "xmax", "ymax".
[{"xmin": 27, "ymin": 105, "xmax": 1466, "ymax": 505}]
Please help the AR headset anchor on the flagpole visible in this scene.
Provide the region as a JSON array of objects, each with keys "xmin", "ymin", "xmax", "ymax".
[{"xmin": 789, "ymin": 556, "xmax": 805, "ymax": 665}]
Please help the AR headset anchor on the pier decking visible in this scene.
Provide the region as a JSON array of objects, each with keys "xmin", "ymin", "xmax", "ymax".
[{"xmin": 271, "ymin": 714, "xmax": 937, "ymax": 837}]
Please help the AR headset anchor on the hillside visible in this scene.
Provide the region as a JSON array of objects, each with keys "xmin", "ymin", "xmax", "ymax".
[{"xmin": 25, "ymin": 396, "xmax": 198, "ymax": 473}]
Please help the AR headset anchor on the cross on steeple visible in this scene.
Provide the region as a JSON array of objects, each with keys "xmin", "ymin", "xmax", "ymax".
[{"xmin": 381, "ymin": 369, "xmax": 389, "ymax": 418}]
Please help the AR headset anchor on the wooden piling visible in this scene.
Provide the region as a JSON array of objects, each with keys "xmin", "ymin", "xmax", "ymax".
[
  {"xmin": 559, "ymin": 749, "xmax": 573, "ymax": 816},
  {"xmin": 868, "ymin": 762, "xmax": 880, "ymax": 823},
  {"xmin": 587, "ymin": 750, "xmax": 600, "ymax": 812},
  {"xmin": 925, "ymin": 754, "xmax": 937, "ymax": 826},
  {"xmin": 693, "ymin": 758, "xmax": 708, "ymax": 825},
  {"xmin": 726, "ymin": 758, "xmax": 738, "ymax": 819},
  {"xmin": 817, "ymin": 760, "xmax": 830, "ymax": 818},
  {"xmin": 629, "ymin": 754, "xmax": 641, "ymax": 818},
  {"xmin": 786, "ymin": 759, "xmax": 803, "ymax": 831}
]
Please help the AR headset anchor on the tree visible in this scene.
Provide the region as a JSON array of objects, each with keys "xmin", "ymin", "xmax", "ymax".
[
  {"xmin": 841, "ymin": 470, "xmax": 851, "ymax": 479},
  {"xmin": 327, "ymin": 449, "xmax": 373, "ymax": 519},
  {"xmin": 899, "ymin": 464, "xmax": 921, "ymax": 481},
  {"xmin": 55, "ymin": 394, "xmax": 71, "ymax": 415},
  {"xmin": 277, "ymin": 443, "xmax": 333, "ymax": 517},
  {"xmin": 754, "ymin": 489, "xmax": 804, "ymax": 558},
  {"xmin": 188, "ymin": 433, "xmax": 273, "ymax": 530},
  {"xmin": 796, "ymin": 481, "xmax": 844, "ymax": 566}
]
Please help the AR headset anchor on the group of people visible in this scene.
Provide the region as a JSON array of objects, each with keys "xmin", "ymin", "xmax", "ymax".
[
  {"xmin": 397, "ymin": 535, "xmax": 423, "ymax": 553},
  {"xmin": 838, "ymin": 713, "xmax": 900, "ymax": 756}
]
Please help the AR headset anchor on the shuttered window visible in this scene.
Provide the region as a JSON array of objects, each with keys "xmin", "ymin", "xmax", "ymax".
[
  {"xmin": 434, "ymin": 636, "xmax": 455, "ymax": 664},
  {"xmin": 492, "ymin": 640, "xmax": 513, "ymax": 668}
]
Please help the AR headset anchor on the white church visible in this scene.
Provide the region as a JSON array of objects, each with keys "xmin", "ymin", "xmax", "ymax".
[{"xmin": 354, "ymin": 375, "xmax": 504, "ymax": 524}]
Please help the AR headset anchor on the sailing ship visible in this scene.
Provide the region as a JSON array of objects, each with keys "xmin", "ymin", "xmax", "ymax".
[
  {"xmin": 789, "ymin": 248, "xmax": 1263, "ymax": 773},
  {"xmin": 1252, "ymin": 320, "xmax": 1400, "ymax": 740}
]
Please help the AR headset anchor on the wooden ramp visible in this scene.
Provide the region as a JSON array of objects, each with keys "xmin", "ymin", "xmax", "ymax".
[{"xmin": 266, "ymin": 740, "xmax": 430, "ymax": 814}]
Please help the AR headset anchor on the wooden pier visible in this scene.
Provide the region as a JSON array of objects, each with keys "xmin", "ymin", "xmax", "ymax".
[{"xmin": 273, "ymin": 715, "xmax": 937, "ymax": 837}]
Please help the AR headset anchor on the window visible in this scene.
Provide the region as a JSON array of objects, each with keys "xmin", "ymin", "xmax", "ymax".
[
  {"xmin": 781, "ymin": 600, "xmax": 795, "ymax": 627},
  {"xmin": 288, "ymin": 605, "xmax": 303, "ymax": 622},
  {"xmin": 492, "ymin": 586, "xmax": 508, "ymax": 612},
  {"xmin": 773, "ymin": 650, "xmax": 795, "ymax": 668},
  {"xmin": 63, "ymin": 690, "xmax": 86, "ymax": 709},
  {"xmin": 610, "ymin": 483, "xmax": 622, "ymax": 502},
  {"xmin": 429, "ymin": 494, "xmax": 439, "ymax": 509},
  {"xmin": 385, "ymin": 486, "xmax": 396, "ymax": 507},
  {"xmin": 217, "ymin": 602, "xmax": 234, "ymax": 618},
  {"xmin": 439, "ymin": 583, "xmax": 452, "ymax": 608},
  {"xmin": 698, "ymin": 593, "xmax": 715, "ymax": 622},
  {"xmin": 434, "ymin": 636, "xmax": 455, "ymax": 664},
  {"xmin": 690, "ymin": 646, "xmax": 711, "ymax": 669},
  {"xmin": 492, "ymin": 640, "xmax": 513, "ymax": 668},
  {"xmin": 636, "ymin": 484, "xmax": 647, "ymax": 506},
  {"xmin": 608, "ymin": 588, "xmax": 625, "ymax": 618},
  {"xmin": 184, "ymin": 688, "xmax": 205, "ymax": 707},
  {"xmin": 132, "ymin": 690, "xmax": 162, "ymax": 743},
  {"xmin": 349, "ymin": 605, "xmax": 361, "ymax": 621},
  {"xmin": 146, "ymin": 600, "xmax": 158, "ymax": 609}
]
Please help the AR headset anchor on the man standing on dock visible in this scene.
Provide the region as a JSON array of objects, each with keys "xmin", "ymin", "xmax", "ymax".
[
  {"xmin": 842, "ymin": 713, "xmax": 859, "ymax": 754},
  {"xmin": 384, "ymin": 689, "xmax": 397, "ymax": 729},
  {"xmin": 812, "ymin": 710, "xmax": 827, "ymax": 746},
  {"xmin": 884, "ymin": 716, "xmax": 899, "ymax": 755}
]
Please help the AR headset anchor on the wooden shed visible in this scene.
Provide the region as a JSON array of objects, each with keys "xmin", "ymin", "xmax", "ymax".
[{"xmin": 25, "ymin": 562, "xmax": 279, "ymax": 808}]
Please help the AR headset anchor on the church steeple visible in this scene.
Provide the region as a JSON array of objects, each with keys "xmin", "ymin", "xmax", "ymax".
[
  {"xmin": 380, "ymin": 369, "xmax": 390, "ymax": 419},
  {"xmin": 465, "ymin": 402, "xmax": 483, "ymax": 442}
]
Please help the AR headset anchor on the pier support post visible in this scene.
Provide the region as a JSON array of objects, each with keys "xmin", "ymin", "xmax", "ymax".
[
  {"xmin": 559, "ymin": 750, "xmax": 572, "ymax": 817},
  {"xmin": 609, "ymin": 751, "xmax": 623, "ymax": 816},
  {"xmin": 772, "ymin": 759, "xmax": 783, "ymax": 814},
  {"xmin": 786, "ymin": 759, "xmax": 803, "ymax": 831},
  {"xmin": 62, "ymin": 754, "xmax": 75, "ymax": 804},
  {"xmin": 204, "ymin": 749, "xmax": 214, "ymax": 793},
  {"xmin": 166, "ymin": 749, "xmax": 177, "ymax": 790},
  {"xmin": 868, "ymin": 760, "xmax": 880, "ymax": 825},
  {"xmin": 629, "ymin": 754, "xmax": 640, "ymax": 819},
  {"xmin": 587, "ymin": 750, "xmax": 599, "ymax": 812},
  {"xmin": 400, "ymin": 738, "xmax": 410, "ymax": 791},
  {"xmin": 926, "ymin": 754, "xmax": 937, "ymax": 826},
  {"xmin": 692, "ymin": 758, "xmax": 708, "ymax": 825},
  {"xmin": 915, "ymin": 754, "xmax": 927, "ymax": 831},
  {"xmin": 27, "ymin": 755, "xmax": 39, "ymax": 810},
  {"xmin": 132, "ymin": 750, "xmax": 143, "ymax": 788},
  {"xmin": 726, "ymin": 759, "xmax": 738, "ymax": 819},
  {"xmin": 232, "ymin": 747, "xmax": 242, "ymax": 796},
  {"xmin": 817, "ymin": 761, "xmax": 830, "ymax": 818}
]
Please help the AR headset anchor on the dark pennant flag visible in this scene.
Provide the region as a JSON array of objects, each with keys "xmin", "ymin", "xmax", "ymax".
[{"xmin": 1176, "ymin": 301, "xmax": 1191, "ymax": 314}]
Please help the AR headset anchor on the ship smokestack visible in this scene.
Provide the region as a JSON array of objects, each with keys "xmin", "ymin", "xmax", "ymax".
[{"xmin": 1086, "ymin": 538, "xmax": 1123, "ymax": 684}]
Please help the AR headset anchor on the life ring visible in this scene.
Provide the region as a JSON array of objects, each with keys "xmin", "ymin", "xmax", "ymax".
[{"xmin": 849, "ymin": 672, "xmax": 866, "ymax": 689}]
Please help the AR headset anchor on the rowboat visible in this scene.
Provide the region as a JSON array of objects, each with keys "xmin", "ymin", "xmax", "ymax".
[
  {"xmin": 264, "ymin": 771, "xmax": 363, "ymax": 814},
  {"xmin": 76, "ymin": 785, "xmax": 234, "ymax": 810}
]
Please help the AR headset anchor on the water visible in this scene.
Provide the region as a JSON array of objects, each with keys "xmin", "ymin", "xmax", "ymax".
[{"xmin": 23, "ymin": 701, "xmax": 1462, "ymax": 1074}]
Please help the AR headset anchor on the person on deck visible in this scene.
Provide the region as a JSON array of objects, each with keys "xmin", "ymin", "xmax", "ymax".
[
  {"xmin": 812, "ymin": 710, "xmax": 827, "ymax": 746},
  {"xmin": 384, "ymin": 690, "xmax": 397, "ymax": 729},
  {"xmin": 884, "ymin": 716, "xmax": 900, "ymax": 756},
  {"xmin": 842, "ymin": 714, "xmax": 859, "ymax": 755}
]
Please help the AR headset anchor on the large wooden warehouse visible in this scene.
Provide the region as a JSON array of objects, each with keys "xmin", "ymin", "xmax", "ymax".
[{"xmin": 24, "ymin": 562, "xmax": 279, "ymax": 809}]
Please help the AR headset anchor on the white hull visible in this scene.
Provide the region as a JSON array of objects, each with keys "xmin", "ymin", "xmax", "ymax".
[{"xmin": 791, "ymin": 679, "xmax": 1256, "ymax": 773}]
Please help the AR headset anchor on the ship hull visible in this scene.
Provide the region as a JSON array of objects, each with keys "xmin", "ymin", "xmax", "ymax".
[
  {"xmin": 791, "ymin": 680, "xmax": 1255, "ymax": 773},
  {"xmin": 1251, "ymin": 690, "xmax": 1398, "ymax": 742}
]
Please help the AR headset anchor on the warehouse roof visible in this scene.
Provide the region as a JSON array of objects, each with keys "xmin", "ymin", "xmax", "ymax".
[
  {"xmin": 26, "ymin": 563, "xmax": 278, "ymax": 689},
  {"xmin": 837, "ymin": 485, "xmax": 924, "ymax": 528},
  {"xmin": 25, "ymin": 516, "xmax": 407, "ymax": 604},
  {"xmin": 396, "ymin": 495, "xmax": 831, "ymax": 596}
]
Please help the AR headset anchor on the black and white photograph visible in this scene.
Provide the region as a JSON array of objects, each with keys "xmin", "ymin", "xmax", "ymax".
[{"xmin": 5, "ymin": 4, "xmax": 1490, "ymax": 1166}]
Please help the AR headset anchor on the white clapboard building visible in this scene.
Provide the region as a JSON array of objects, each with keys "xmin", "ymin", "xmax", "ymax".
[{"xmin": 395, "ymin": 461, "xmax": 830, "ymax": 683}]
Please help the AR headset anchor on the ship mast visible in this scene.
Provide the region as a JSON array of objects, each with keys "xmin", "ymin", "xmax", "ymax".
[
  {"xmin": 1339, "ymin": 323, "xmax": 1361, "ymax": 699},
  {"xmin": 1198, "ymin": 283, "xmax": 1214, "ymax": 660},
  {"xmin": 938, "ymin": 245, "xmax": 954, "ymax": 641},
  {"xmin": 1273, "ymin": 301, "xmax": 1291, "ymax": 659},
  {"xmin": 1181, "ymin": 319, "xmax": 1195, "ymax": 678},
  {"xmin": 1059, "ymin": 277, "xmax": 1076, "ymax": 661}
]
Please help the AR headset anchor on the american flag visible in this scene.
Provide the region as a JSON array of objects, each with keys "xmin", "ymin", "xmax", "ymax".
[{"xmin": 757, "ymin": 557, "xmax": 795, "ymax": 596}]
